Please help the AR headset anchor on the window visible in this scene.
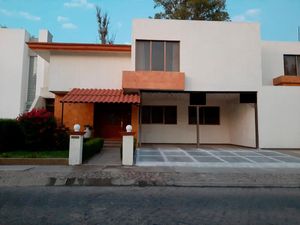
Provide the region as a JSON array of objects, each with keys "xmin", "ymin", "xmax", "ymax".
[
  {"xmin": 189, "ymin": 106, "xmax": 220, "ymax": 125},
  {"xmin": 136, "ymin": 40, "xmax": 179, "ymax": 72},
  {"xmin": 141, "ymin": 106, "xmax": 177, "ymax": 124},
  {"xmin": 284, "ymin": 55, "xmax": 300, "ymax": 76}
]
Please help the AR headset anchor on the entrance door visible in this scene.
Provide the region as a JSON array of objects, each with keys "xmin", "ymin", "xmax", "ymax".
[{"xmin": 94, "ymin": 104, "xmax": 131, "ymax": 139}]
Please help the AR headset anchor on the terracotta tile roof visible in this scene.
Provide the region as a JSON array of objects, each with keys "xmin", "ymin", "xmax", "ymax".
[{"xmin": 60, "ymin": 88, "xmax": 140, "ymax": 104}]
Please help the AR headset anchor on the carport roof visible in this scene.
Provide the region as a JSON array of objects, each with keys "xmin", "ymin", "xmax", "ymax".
[{"xmin": 60, "ymin": 88, "xmax": 140, "ymax": 104}]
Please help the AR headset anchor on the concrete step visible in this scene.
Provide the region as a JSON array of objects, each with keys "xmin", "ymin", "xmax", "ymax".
[{"xmin": 104, "ymin": 140, "xmax": 122, "ymax": 148}]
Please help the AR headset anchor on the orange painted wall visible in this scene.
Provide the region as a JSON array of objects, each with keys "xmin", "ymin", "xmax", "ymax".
[
  {"xmin": 131, "ymin": 105, "xmax": 139, "ymax": 139},
  {"xmin": 54, "ymin": 94, "xmax": 94, "ymax": 131}
]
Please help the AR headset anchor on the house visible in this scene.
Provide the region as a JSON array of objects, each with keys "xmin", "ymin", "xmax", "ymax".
[
  {"xmin": 0, "ymin": 28, "xmax": 54, "ymax": 118},
  {"xmin": 2, "ymin": 19, "xmax": 300, "ymax": 149}
]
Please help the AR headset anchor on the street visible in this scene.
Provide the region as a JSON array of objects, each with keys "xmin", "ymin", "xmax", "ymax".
[{"xmin": 0, "ymin": 187, "xmax": 300, "ymax": 225}]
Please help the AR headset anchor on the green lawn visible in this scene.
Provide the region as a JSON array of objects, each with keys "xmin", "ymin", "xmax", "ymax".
[{"xmin": 0, "ymin": 150, "xmax": 69, "ymax": 158}]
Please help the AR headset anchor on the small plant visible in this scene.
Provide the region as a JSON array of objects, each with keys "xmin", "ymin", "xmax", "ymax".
[{"xmin": 83, "ymin": 138, "xmax": 104, "ymax": 161}]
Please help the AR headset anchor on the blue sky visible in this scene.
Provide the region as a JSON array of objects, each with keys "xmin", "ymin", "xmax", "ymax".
[{"xmin": 0, "ymin": 0, "xmax": 300, "ymax": 44}]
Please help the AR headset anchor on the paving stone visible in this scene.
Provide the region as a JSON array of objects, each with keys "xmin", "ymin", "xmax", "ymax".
[
  {"xmin": 137, "ymin": 151, "xmax": 162, "ymax": 156},
  {"xmin": 187, "ymin": 151, "xmax": 211, "ymax": 156},
  {"xmin": 245, "ymin": 156, "xmax": 279, "ymax": 163},
  {"xmin": 210, "ymin": 151, "xmax": 236, "ymax": 156},
  {"xmin": 166, "ymin": 156, "xmax": 194, "ymax": 162},
  {"xmin": 234, "ymin": 151, "xmax": 261, "ymax": 157},
  {"xmin": 194, "ymin": 157, "xmax": 224, "ymax": 163},
  {"xmin": 258, "ymin": 151, "xmax": 285, "ymax": 157},
  {"xmin": 219, "ymin": 157, "xmax": 252, "ymax": 163},
  {"xmin": 162, "ymin": 151, "xmax": 186, "ymax": 156},
  {"xmin": 271, "ymin": 156, "xmax": 300, "ymax": 163},
  {"xmin": 138, "ymin": 156, "xmax": 165, "ymax": 162}
]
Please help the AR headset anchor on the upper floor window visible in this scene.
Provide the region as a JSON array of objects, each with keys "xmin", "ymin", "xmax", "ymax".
[
  {"xmin": 284, "ymin": 55, "xmax": 300, "ymax": 76},
  {"xmin": 136, "ymin": 40, "xmax": 179, "ymax": 72}
]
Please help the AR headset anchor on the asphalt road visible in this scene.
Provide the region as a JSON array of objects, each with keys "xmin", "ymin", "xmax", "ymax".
[{"xmin": 0, "ymin": 187, "xmax": 300, "ymax": 225}]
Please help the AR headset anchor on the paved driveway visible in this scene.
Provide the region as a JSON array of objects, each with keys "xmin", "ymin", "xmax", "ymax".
[{"xmin": 136, "ymin": 145, "xmax": 300, "ymax": 168}]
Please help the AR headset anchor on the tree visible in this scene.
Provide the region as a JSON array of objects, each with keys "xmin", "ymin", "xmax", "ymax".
[
  {"xmin": 153, "ymin": 0, "xmax": 230, "ymax": 21},
  {"xmin": 96, "ymin": 6, "xmax": 115, "ymax": 44}
]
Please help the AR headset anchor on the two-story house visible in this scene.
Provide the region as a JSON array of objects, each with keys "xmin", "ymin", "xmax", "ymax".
[{"xmin": 24, "ymin": 19, "xmax": 300, "ymax": 149}]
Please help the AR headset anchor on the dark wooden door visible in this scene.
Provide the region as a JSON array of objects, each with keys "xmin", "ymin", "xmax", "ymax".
[{"xmin": 94, "ymin": 104, "xmax": 131, "ymax": 139}]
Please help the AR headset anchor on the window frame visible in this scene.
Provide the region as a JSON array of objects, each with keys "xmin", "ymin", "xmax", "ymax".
[
  {"xmin": 141, "ymin": 105, "xmax": 177, "ymax": 125},
  {"xmin": 188, "ymin": 106, "xmax": 220, "ymax": 125},
  {"xmin": 284, "ymin": 54, "xmax": 300, "ymax": 76},
  {"xmin": 136, "ymin": 40, "xmax": 180, "ymax": 72}
]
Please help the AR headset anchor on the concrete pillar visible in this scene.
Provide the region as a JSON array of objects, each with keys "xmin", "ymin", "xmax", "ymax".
[
  {"xmin": 69, "ymin": 124, "xmax": 84, "ymax": 165},
  {"xmin": 122, "ymin": 125, "xmax": 135, "ymax": 166}
]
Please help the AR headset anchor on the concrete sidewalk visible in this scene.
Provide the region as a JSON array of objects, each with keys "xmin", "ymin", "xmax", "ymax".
[{"xmin": 1, "ymin": 164, "xmax": 300, "ymax": 187}]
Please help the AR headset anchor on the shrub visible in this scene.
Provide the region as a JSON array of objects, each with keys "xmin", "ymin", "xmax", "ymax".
[
  {"xmin": 53, "ymin": 127, "xmax": 70, "ymax": 150},
  {"xmin": 17, "ymin": 109, "xmax": 57, "ymax": 150},
  {"xmin": 83, "ymin": 138, "xmax": 104, "ymax": 161},
  {"xmin": 0, "ymin": 119, "xmax": 25, "ymax": 151}
]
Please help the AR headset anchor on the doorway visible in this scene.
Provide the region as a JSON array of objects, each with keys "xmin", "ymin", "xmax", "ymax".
[{"xmin": 94, "ymin": 103, "xmax": 131, "ymax": 139}]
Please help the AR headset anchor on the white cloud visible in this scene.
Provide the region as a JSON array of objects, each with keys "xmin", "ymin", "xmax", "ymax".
[
  {"xmin": 64, "ymin": 0, "xmax": 94, "ymax": 9},
  {"xmin": 62, "ymin": 22, "xmax": 77, "ymax": 29},
  {"xmin": 0, "ymin": 8, "xmax": 13, "ymax": 16},
  {"xmin": 232, "ymin": 8, "xmax": 261, "ymax": 22},
  {"xmin": 57, "ymin": 15, "xmax": 77, "ymax": 30},
  {"xmin": 19, "ymin": 11, "xmax": 41, "ymax": 21},
  {"xmin": 57, "ymin": 16, "xmax": 69, "ymax": 22}
]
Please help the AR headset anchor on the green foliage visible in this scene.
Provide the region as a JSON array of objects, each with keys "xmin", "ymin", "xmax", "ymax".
[
  {"xmin": 95, "ymin": 6, "xmax": 115, "ymax": 44},
  {"xmin": 83, "ymin": 138, "xmax": 104, "ymax": 161},
  {"xmin": 0, "ymin": 150, "xmax": 68, "ymax": 158},
  {"xmin": 153, "ymin": 0, "xmax": 230, "ymax": 21},
  {"xmin": 0, "ymin": 119, "xmax": 25, "ymax": 152}
]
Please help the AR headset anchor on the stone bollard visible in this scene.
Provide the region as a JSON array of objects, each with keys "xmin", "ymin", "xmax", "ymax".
[
  {"xmin": 69, "ymin": 124, "xmax": 85, "ymax": 165},
  {"xmin": 121, "ymin": 125, "xmax": 135, "ymax": 166}
]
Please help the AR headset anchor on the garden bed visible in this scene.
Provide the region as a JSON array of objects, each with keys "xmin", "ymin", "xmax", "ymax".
[{"xmin": 0, "ymin": 150, "xmax": 68, "ymax": 165}]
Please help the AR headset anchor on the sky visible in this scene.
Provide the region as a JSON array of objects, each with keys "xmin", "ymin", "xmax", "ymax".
[{"xmin": 0, "ymin": 0, "xmax": 300, "ymax": 44}]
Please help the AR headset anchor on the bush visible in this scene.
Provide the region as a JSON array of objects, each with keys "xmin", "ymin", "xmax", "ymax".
[
  {"xmin": 0, "ymin": 119, "xmax": 25, "ymax": 152},
  {"xmin": 17, "ymin": 109, "xmax": 57, "ymax": 150},
  {"xmin": 83, "ymin": 138, "xmax": 104, "ymax": 161},
  {"xmin": 53, "ymin": 127, "xmax": 70, "ymax": 150}
]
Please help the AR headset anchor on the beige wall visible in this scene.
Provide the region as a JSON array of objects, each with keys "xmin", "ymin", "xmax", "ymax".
[
  {"xmin": 140, "ymin": 93, "xmax": 256, "ymax": 147},
  {"xmin": 229, "ymin": 101, "xmax": 256, "ymax": 148},
  {"xmin": 49, "ymin": 52, "xmax": 131, "ymax": 92},
  {"xmin": 261, "ymin": 41, "xmax": 300, "ymax": 86},
  {"xmin": 133, "ymin": 19, "xmax": 262, "ymax": 92},
  {"xmin": 258, "ymin": 86, "xmax": 300, "ymax": 148}
]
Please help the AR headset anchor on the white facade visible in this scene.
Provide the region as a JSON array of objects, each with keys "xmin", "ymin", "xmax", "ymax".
[
  {"xmin": 0, "ymin": 29, "xmax": 30, "ymax": 118},
  {"xmin": 4, "ymin": 19, "xmax": 300, "ymax": 148},
  {"xmin": 132, "ymin": 19, "xmax": 262, "ymax": 92},
  {"xmin": 48, "ymin": 52, "xmax": 131, "ymax": 92},
  {"xmin": 0, "ymin": 28, "xmax": 52, "ymax": 118}
]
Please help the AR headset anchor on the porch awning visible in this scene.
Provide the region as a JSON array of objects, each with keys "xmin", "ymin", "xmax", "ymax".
[{"xmin": 60, "ymin": 88, "xmax": 140, "ymax": 104}]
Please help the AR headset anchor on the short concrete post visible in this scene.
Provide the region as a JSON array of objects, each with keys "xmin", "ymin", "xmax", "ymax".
[
  {"xmin": 69, "ymin": 124, "xmax": 85, "ymax": 165},
  {"xmin": 122, "ymin": 125, "xmax": 135, "ymax": 166}
]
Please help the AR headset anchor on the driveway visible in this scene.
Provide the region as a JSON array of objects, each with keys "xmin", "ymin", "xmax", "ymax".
[{"xmin": 136, "ymin": 145, "xmax": 300, "ymax": 168}]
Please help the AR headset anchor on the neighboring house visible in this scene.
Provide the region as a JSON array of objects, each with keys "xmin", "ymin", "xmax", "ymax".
[
  {"xmin": 6, "ymin": 19, "xmax": 300, "ymax": 149},
  {"xmin": 0, "ymin": 28, "xmax": 54, "ymax": 118}
]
